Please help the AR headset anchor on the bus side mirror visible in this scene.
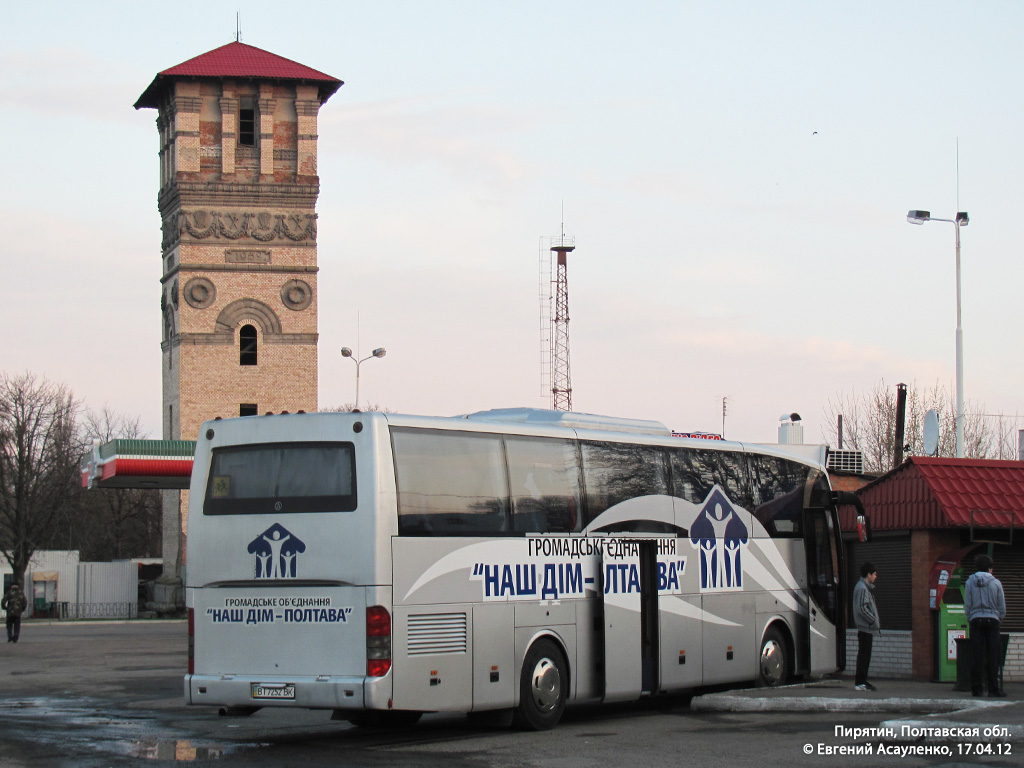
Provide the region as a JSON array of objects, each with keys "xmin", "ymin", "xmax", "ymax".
[
  {"xmin": 832, "ymin": 490, "xmax": 871, "ymax": 542},
  {"xmin": 856, "ymin": 514, "xmax": 871, "ymax": 543}
]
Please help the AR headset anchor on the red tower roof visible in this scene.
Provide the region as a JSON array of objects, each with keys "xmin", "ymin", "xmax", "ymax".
[{"xmin": 135, "ymin": 41, "xmax": 343, "ymax": 109}]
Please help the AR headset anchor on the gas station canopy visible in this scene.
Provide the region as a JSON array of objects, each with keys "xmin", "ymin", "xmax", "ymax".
[{"xmin": 81, "ymin": 439, "xmax": 195, "ymax": 490}]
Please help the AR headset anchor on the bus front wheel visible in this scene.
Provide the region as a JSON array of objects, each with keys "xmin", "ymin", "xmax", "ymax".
[
  {"xmin": 758, "ymin": 626, "xmax": 790, "ymax": 687},
  {"xmin": 513, "ymin": 638, "xmax": 567, "ymax": 730}
]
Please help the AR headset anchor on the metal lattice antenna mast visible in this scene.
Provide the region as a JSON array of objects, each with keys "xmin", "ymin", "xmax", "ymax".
[{"xmin": 549, "ymin": 213, "xmax": 576, "ymax": 411}]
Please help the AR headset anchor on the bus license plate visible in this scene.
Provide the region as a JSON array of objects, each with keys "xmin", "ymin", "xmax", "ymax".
[{"xmin": 251, "ymin": 683, "xmax": 295, "ymax": 700}]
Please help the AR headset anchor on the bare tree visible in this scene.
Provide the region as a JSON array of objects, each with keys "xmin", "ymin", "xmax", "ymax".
[
  {"xmin": 321, "ymin": 403, "xmax": 392, "ymax": 413},
  {"xmin": 72, "ymin": 407, "xmax": 161, "ymax": 560},
  {"xmin": 989, "ymin": 413, "xmax": 1024, "ymax": 460},
  {"xmin": 0, "ymin": 372, "xmax": 82, "ymax": 587},
  {"xmin": 822, "ymin": 379, "xmax": 997, "ymax": 473}
]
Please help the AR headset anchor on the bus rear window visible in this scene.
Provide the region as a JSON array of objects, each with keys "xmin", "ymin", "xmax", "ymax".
[{"xmin": 204, "ymin": 442, "xmax": 356, "ymax": 515}]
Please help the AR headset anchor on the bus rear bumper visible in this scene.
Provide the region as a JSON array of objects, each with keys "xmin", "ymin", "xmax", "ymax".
[{"xmin": 185, "ymin": 674, "xmax": 391, "ymax": 711}]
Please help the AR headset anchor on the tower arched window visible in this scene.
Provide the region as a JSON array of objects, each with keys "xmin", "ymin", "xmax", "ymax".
[
  {"xmin": 239, "ymin": 324, "xmax": 258, "ymax": 366},
  {"xmin": 239, "ymin": 106, "xmax": 256, "ymax": 147}
]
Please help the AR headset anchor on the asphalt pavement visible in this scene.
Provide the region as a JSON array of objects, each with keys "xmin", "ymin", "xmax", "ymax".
[
  {"xmin": 693, "ymin": 675, "xmax": 1024, "ymax": 739},
  {"xmin": 2, "ymin": 621, "xmax": 1022, "ymax": 767}
]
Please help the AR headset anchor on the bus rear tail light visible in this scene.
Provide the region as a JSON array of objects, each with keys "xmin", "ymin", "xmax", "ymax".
[
  {"xmin": 187, "ymin": 608, "xmax": 195, "ymax": 675},
  {"xmin": 366, "ymin": 606, "xmax": 392, "ymax": 677}
]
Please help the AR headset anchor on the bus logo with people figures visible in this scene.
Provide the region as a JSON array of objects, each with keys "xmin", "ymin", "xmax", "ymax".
[
  {"xmin": 689, "ymin": 488, "xmax": 748, "ymax": 590},
  {"xmin": 248, "ymin": 523, "xmax": 306, "ymax": 579}
]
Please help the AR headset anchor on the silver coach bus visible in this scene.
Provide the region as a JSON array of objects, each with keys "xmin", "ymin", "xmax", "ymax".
[{"xmin": 184, "ymin": 408, "xmax": 850, "ymax": 729}]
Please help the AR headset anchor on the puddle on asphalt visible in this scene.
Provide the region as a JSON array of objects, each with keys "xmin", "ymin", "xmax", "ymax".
[
  {"xmin": 129, "ymin": 739, "xmax": 227, "ymax": 760},
  {"xmin": 0, "ymin": 698, "xmax": 264, "ymax": 762}
]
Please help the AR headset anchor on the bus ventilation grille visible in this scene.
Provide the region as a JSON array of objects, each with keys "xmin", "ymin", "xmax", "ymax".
[{"xmin": 407, "ymin": 612, "xmax": 468, "ymax": 655}]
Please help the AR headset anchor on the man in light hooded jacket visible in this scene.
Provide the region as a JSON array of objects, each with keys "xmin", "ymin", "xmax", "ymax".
[
  {"xmin": 852, "ymin": 562, "xmax": 879, "ymax": 691},
  {"xmin": 964, "ymin": 554, "xmax": 1007, "ymax": 697}
]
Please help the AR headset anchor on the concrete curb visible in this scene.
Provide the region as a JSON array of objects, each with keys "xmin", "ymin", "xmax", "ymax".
[{"xmin": 691, "ymin": 693, "xmax": 1013, "ymax": 714}]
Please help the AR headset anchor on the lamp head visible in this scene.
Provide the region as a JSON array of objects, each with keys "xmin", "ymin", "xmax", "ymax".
[
  {"xmin": 340, "ymin": 347, "xmax": 353, "ymax": 358},
  {"xmin": 372, "ymin": 348, "xmax": 387, "ymax": 358},
  {"xmin": 907, "ymin": 210, "xmax": 930, "ymax": 225},
  {"xmin": 956, "ymin": 211, "xmax": 969, "ymax": 226}
]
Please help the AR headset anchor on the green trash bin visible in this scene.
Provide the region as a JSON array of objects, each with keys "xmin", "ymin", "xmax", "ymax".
[{"xmin": 937, "ymin": 571, "xmax": 968, "ymax": 683}]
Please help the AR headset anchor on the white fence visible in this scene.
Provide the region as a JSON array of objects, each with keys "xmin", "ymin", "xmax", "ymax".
[
  {"xmin": 2, "ymin": 551, "xmax": 140, "ymax": 620},
  {"xmin": 68, "ymin": 561, "xmax": 138, "ymax": 619}
]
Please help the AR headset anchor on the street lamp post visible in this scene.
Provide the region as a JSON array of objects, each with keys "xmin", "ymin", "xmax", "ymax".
[
  {"xmin": 907, "ymin": 209, "xmax": 969, "ymax": 458},
  {"xmin": 340, "ymin": 347, "xmax": 386, "ymax": 411}
]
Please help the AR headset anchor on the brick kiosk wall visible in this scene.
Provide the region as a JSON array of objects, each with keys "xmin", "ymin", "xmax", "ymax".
[
  {"xmin": 910, "ymin": 529, "xmax": 963, "ymax": 679},
  {"xmin": 845, "ymin": 630, "xmax": 914, "ymax": 679},
  {"xmin": 846, "ymin": 631, "xmax": 1023, "ymax": 682},
  {"xmin": 1004, "ymin": 635, "xmax": 1024, "ymax": 683}
]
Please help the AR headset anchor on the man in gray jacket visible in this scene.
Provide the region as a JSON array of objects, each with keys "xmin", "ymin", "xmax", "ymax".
[
  {"xmin": 964, "ymin": 554, "xmax": 1007, "ymax": 697},
  {"xmin": 852, "ymin": 562, "xmax": 879, "ymax": 691}
]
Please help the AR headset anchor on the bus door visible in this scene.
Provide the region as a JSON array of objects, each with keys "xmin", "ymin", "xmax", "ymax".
[
  {"xmin": 803, "ymin": 508, "xmax": 840, "ymax": 675},
  {"xmin": 601, "ymin": 539, "xmax": 660, "ymax": 701}
]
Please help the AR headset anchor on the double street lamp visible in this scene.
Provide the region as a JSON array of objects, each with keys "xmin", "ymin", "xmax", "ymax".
[
  {"xmin": 340, "ymin": 346, "xmax": 386, "ymax": 412},
  {"xmin": 906, "ymin": 209, "xmax": 969, "ymax": 458}
]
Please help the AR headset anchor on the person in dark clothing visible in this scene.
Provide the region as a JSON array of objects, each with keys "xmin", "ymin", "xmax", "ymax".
[
  {"xmin": 2, "ymin": 583, "xmax": 28, "ymax": 643},
  {"xmin": 852, "ymin": 561, "xmax": 879, "ymax": 691},
  {"xmin": 964, "ymin": 554, "xmax": 1007, "ymax": 697}
]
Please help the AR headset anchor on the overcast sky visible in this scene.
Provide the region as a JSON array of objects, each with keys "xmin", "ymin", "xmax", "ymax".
[{"xmin": 2, "ymin": 1, "xmax": 1022, "ymax": 447}]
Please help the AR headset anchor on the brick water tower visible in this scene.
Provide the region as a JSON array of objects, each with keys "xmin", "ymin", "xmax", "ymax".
[{"xmin": 135, "ymin": 42, "xmax": 342, "ymax": 581}]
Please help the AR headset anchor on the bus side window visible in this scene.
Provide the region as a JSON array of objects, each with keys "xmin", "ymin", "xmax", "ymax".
[
  {"xmin": 505, "ymin": 436, "xmax": 582, "ymax": 534},
  {"xmin": 669, "ymin": 447, "xmax": 716, "ymax": 503},
  {"xmin": 716, "ymin": 452, "xmax": 752, "ymax": 508},
  {"xmin": 668, "ymin": 447, "xmax": 751, "ymax": 509},
  {"xmin": 392, "ymin": 429, "xmax": 509, "ymax": 536},
  {"xmin": 749, "ymin": 455, "xmax": 809, "ymax": 536},
  {"xmin": 580, "ymin": 441, "xmax": 669, "ymax": 527}
]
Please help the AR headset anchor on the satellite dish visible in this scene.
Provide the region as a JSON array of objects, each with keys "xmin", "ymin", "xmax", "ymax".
[{"xmin": 923, "ymin": 409, "xmax": 939, "ymax": 456}]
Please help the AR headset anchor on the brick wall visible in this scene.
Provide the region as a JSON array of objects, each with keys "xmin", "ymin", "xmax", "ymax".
[
  {"xmin": 153, "ymin": 76, "xmax": 327, "ymax": 582},
  {"xmin": 847, "ymin": 629, "xmax": 1023, "ymax": 682},
  {"xmin": 845, "ymin": 629, "xmax": 914, "ymax": 679},
  {"xmin": 910, "ymin": 529, "xmax": 962, "ymax": 679},
  {"xmin": 1002, "ymin": 634, "xmax": 1024, "ymax": 683}
]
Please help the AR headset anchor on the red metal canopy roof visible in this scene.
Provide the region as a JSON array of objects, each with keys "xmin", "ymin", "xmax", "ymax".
[
  {"xmin": 842, "ymin": 456, "xmax": 1024, "ymax": 531},
  {"xmin": 135, "ymin": 41, "xmax": 342, "ymax": 109},
  {"xmin": 81, "ymin": 439, "xmax": 194, "ymax": 491}
]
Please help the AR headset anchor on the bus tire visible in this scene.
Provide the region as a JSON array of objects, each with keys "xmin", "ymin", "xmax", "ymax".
[
  {"xmin": 758, "ymin": 626, "xmax": 790, "ymax": 687},
  {"xmin": 344, "ymin": 710, "xmax": 422, "ymax": 728},
  {"xmin": 513, "ymin": 638, "xmax": 568, "ymax": 731}
]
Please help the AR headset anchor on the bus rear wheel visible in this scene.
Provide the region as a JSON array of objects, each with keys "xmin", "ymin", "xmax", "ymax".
[
  {"xmin": 758, "ymin": 627, "xmax": 790, "ymax": 687},
  {"xmin": 513, "ymin": 638, "xmax": 567, "ymax": 731}
]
